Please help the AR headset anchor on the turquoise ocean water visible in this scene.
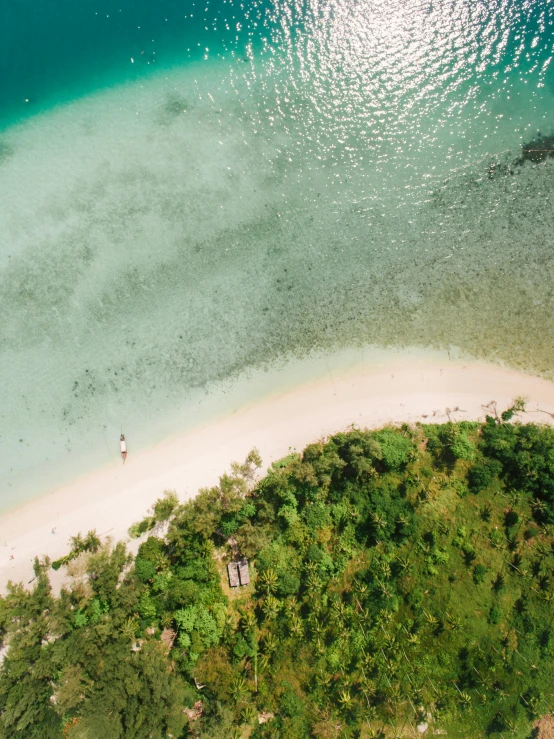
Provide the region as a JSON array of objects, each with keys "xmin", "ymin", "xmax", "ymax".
[{"xmin": 1, "ymin": 0, "xmax": 554, "ymax": 509}]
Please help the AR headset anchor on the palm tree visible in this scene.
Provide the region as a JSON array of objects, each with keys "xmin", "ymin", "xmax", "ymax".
[
  {"xmin": 376, "ymin": 579, "xmax": 392, "ymax": 598},
  {"xmin": 316, "ymin": 669, "xmax": 332, "ymax": 687},
  {"xmin": 379, "ymin": 609, "xmax": 394, "ymax": 624},
  {"xmin": 283, "ymin": 596, "xmax": 298, "ymax": 619},
  {"xmin": 338, "ymin": 690, "xmax": 353, "ymax": 708},
  {"xmin": 532, "ymin": 499, "xmax": 547, "ymax": 517},
  {"xmin": 289, "ymin": 615, "xmax": 304, "ymax": 638},
  {"xmin": 307, "ymin": 572, "xmax": 322, "ymax": 592},
  {"xmin": 364, "ymin": 710, "xmax": 379, "ymax": 731},
  {"xmin": 241, "ymin": 702, "xmax": 257, "ymax": 724},
  {"xmin": 331, "ymin": 599, "xmax": 346, "ymax": 620},
  {"xmin": 423, "ymin": 610, "xmax": 438, "ymax": 628},
  {"xmin": 70, "ymin": 533, "xmax": 86, "ymax": 551},
  {"xmin": 259, "ymin": 568, "xmax": 278, "ymax": 594},
  {"xmin": 359, "ymin": 677, "xmax": 377, "ymax": 699},
  {"xmin": 458, "ymin": 691, "xmax": 471, "ymax": 707},
  {"xmin": 83, "ymin": 530, "xmax": 101, "ymax": 553},
  {"xmin": 153, "ymin": 551, "xmax": 170, "ymax": 570},
  {"xmin": 353, "ymin": 579, "xmax": 369, "ymax": 596},
  {"xmin": 395, "ymin": 555, "xmax": 410, "ymax": 571},
  {"xmin": 120, "ymin": 617, "xmax": 138, "ymax": 641},
  {"xmin": 310, "ymin": 617, "xmax": 325, "ymax": 639},
  {"xmin": 371, "ymin": 513, "xmax": 387, "ymax": 530},
  {"xmin": 262, "ymin": 595, "xmax": 280, "ymax": 620},
  {"xmin": 230, "ymin": 675, "xmax": 248, "ymax": 702},
  {"xmin": 385, "ymin": 681, "xmax": 402, "ymax": 701},
  {"xmin": 242, "ymin": 610, "xmax": 257, "ymax": 630},
  {"xmin": 263, "ymin": 633, "xmax": 278, "ymax": 653},
  {"xmin": 445, "ymin": 612, "xmax": 461, "ymax": 631}
]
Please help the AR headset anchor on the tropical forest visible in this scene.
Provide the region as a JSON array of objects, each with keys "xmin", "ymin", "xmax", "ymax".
[{"xmin": 1, "ymin": 400, "xmax": 554, "ymax": 739}]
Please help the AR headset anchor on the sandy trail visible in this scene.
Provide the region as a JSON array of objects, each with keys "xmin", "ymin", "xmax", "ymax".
[{"xmin": 1, "ymin": 356, "xmax": 554, "ymax": 592}]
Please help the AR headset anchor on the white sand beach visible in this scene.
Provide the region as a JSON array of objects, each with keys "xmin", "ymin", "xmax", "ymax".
[{"xmin": 2, "ymin": 356, "xmax": 554, "ymax": 592}]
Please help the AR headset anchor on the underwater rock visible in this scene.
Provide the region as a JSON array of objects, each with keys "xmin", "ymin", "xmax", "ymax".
[
  {"xmin": 514, "ymin": 132, "xmax": 554, "ymax": 166},
  {"xmin": 487, "ymin": 161, "xmax": 510, "ymax": 179}
]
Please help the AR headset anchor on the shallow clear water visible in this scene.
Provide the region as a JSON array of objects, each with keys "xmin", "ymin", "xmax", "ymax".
[{"xmin": 1, "ymin": 0, "xmax": 554, "ymax": 508}]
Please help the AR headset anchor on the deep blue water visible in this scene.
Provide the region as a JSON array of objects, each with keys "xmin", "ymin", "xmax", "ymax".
[
  {"xmin": 0, "ymin": 0, "xmax": 260, "ymax": 126},
  {"xmin": 1, "ymin": 0, "xmax": 553, "ymax": 126}
]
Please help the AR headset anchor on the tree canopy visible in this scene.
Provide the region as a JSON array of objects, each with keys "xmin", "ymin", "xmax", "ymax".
[{"xmin": 1, "ymin": 415, "xmax": 554, "ymax": 737}]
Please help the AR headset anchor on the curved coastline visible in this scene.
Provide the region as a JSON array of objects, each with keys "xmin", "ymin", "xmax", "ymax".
[{"xmin": 2, "ymin": 353, "xmax": 554, "ymax": 592}]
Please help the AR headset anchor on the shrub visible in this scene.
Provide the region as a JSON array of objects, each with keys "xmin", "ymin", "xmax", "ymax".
[
  {"xmin": 178, "ymin": 632, "xmax": 191, "ymax": 649},
  {"xmin": 372, "ymin": 429, "xmax": 414, "ymax": 470},
  {"xmin": 468, "ymin": 459, "xmax": 502, "ymax": 492},
  {"xmin": 137, "ymin": 536, "xmax": 165, "ymax": 563},
  {"xmin": 195, "ymin": 609, "xmax": 221, "ymax": 647},
  {"xmin": 175, "ymin": 606, "xmax": 197, "ymax": 632},
  {"xmin": 473, "ymin": 564, "xmax": 487, "ymax": 584},
  {"xmin": 152, "ymin": 570, "xmax": 173, "ymax": 593},
  {"xmin": 280, "ymin": 685, "xmax": 305, "ymax": 718},
  {"xmin": 73, "ymin": 611, "xmax": 88, "ymax": 628},
  {"xmin": 450, "ymin": 433, "xmax": 476, "ymax": 462},
  {"xmin": 135, "ymin": 557, "xmax": 157, "ymax": 583},
  {"xmin": 90, "ymin": 599, "xmax": 109, "ymax": 623},
  {"xmin": 303, "ymin": 502, "xmax": 331, "ymax": 531},
  {"xmin": 221, "ymin": 518, "xmax": 239, "ymax": 537},
  {"xmin": 278, "ymin": 570, "xmax": 301, "ymax": 596},
  {"xmin": 138, "ymin": 592, "xmax": 158, "ymax": 621},
  {"xmin": 128, "ymin": 516, "xmax": 156, "ymax": 538},
  {"xmin": 153, "ymin": 491, "xmax": 179, "ymax": 522}
]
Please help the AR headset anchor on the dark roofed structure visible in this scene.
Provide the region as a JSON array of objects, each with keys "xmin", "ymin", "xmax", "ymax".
[
  {"xmin": 227, "ymin": 562, "xmax": 240, "ymax": 588},
  {"xmin": 238, "ymin": 559, "xmax": 250, "ymax": 586}
]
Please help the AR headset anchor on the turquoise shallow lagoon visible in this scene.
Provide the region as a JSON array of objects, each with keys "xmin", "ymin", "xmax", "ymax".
[{"xmin": 1, "ymin": 0, "xmax": 554, "ymax": 509}]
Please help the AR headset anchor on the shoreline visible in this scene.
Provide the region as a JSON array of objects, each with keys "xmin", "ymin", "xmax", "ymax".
[{"xmin": 2, "ymin": 355, "xmax": 554, "ymax": 592}]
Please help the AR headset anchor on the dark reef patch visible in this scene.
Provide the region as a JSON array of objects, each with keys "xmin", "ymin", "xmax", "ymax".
[
  {"xmin": 514, "ymin": 132, "xmax": 554, "ymax": 167},
  {"xmin": 486, "ymin": 132, "xmax": 554, "ymax": 180},
  {"xmin": 486, "ymin": 160, "xmax": 513, "ymax": 179},
  {"xmin": 155, "ymin": 94, "xmax": 191, "ymax": 126},
  {"xmin": 0, "ymin": 139, "xmax": 14, "ymax": 164}
]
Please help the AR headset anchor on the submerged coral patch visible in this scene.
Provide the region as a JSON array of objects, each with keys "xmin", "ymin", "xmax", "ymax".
[{"xmin": 515, "ymin": 132, "xmax": 554, "ymax": 166}]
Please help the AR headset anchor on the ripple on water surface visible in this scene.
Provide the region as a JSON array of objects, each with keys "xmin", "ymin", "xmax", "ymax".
[{"xmin": 0, "ymin": 0, "xmax": 554, "ymax": 506}]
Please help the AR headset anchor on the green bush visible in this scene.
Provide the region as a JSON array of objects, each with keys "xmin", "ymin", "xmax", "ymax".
[
  {"xmin": 73, "ymin": 611, "xmax": 88, "ymax": 628},
  {"xmin": 473, "ymin": 564, "xmax": 487, "ymax": 584},
  {"xmin": 468, "ymin": 458, "xmax": 502, "ymax": 492},
  {"xmin": 137, "ymin": 536, "xmax": 164, "ymax": 563},
  {"xmin": 138, "ymin": 592, "xmax": 158, "ymax": 621},
  {"xmin": 135, "ymin": 557, "xmax": 157, "ymax": 583},
  {"xmin": 153, "ymin": 491, "xmax": 179, "ymax": 521},
  {"xmin": 175, "ymin": 606, "xmax": 197, "ymax": 632},
  {"xmin": 372, "ymin": 429, "xmax": 414, "ymax": 470},
  {"xmin": 450, "ymin": 432, "xmax": 476, "ymax": 461}
]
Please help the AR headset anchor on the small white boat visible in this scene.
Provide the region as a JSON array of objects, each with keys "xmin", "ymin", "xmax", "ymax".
[{"xmin": 120, "ymin": 434, "xmax": 127, "ymax": 463}]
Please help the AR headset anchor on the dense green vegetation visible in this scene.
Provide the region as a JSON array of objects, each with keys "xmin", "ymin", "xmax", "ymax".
[{"xmin": 2, "ymin": 405, "xmax": 554, "ymax": 738}]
